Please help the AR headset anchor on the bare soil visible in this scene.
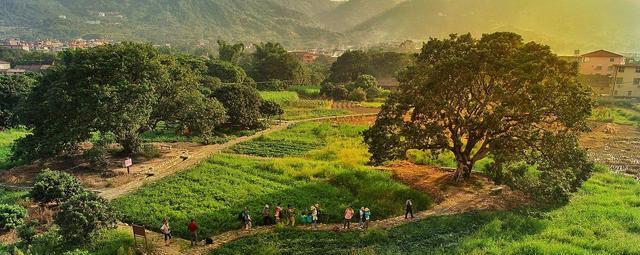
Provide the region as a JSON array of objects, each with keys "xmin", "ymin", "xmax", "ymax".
[{"xmin": 580, "ymin": 122, "xmax": 640, "ymax": 176}]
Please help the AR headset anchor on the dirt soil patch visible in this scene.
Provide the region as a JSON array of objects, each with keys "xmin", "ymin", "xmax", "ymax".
[
  {"xmin": 581, "ymin": 122, "xmax": 640, "ymax": 176},
  {"xmin": 380, "ymin": 161, "xmax": 529, "ymax": 212}
]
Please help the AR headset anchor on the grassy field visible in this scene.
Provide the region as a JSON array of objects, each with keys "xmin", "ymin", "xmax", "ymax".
[
  {"xmin": 259, "ymin": 91, "xmax": 300, "ymax": 105},
  {"xmin": 0, "ymin": 128, "xmax": 28, "ymax": 170},
  {"xmin": 229, "ymin": 122, "xmax": 367, "ymax": 158},
  {"xmin": 212, "ymin": 170, "xmax": 640, "ymax": 254},
  {"xmin": 591, "ymin": 98, "xmax": 640, "ymax": 126},
  {"xmin": 113, "ymin": 154, "xmax": 431, "ymax": 238},
  {"xmin": 0, "ymin": 188, "xmax": 28, "ymax": 205},
  {"xmin": 288, "ymin": 85, "xmax": 321, "ymax": 98},
  {"xmin": 281, "ymin": 100, "xmax": 350, "ymax": 120}
]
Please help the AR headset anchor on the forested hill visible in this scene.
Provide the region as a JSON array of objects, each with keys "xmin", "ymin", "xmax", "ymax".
[
  {"xmin": 313, "ymin": 0, "xmax": 406, "ymax": 32},
  {"xmin": 348, "ymin": 0, "xmax": 640, "ymax": 54},
  {"xmin": 0, "ymin": 0, "xmax": 344, "ymax": 48}
]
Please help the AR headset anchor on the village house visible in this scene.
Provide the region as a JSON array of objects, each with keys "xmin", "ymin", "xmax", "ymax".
[
  {"xmin": 611, "ymin": 64, "xmax": 640, "ymax": 97},
  {"xmin": 579, "ymin": 50, "xmax": 625, "ymax": 75},
  {"xmin": 290, "ymin": 51, "xmax": 320, "ymax": 64}
]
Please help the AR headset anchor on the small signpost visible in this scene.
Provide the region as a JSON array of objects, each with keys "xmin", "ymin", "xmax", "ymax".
[
  {"xmin": 124, "ymin": 158, "xmax": 133, "ymax": 174},
  {"xmin": 132, "ymin": 224, "xmax": 149, "ymax": 252}
]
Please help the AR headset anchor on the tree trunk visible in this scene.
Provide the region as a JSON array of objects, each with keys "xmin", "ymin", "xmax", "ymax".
[{"xmin": 453, "ymin": 155, "xmax": 474, "ymax": 182}]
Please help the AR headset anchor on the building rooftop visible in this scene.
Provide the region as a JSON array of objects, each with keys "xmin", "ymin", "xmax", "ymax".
[{"xmin": 581, "ymin": 50, "xmax": 624, "ymax": 58}]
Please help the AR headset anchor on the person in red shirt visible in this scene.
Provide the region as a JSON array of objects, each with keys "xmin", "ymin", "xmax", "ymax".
[{"xmin": 188, "ymin": 219, "xmax": 198, "ymax": 246}]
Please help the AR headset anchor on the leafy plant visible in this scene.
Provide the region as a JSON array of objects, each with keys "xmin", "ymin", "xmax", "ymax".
[
  {"xmin": 0, "ymin": 203, "xmax": 26, "ymax": 230},
  {"xmin": 30, "ymin": 169, "xmax": 84, "ymax": 204}
]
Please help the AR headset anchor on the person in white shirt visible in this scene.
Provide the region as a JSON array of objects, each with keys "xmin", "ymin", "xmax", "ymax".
[{"xmin": 161, "ymin": 218, "xmax": 172, "ymax": 245}]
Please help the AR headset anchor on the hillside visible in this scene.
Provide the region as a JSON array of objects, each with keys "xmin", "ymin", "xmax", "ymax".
[
  {"xmin": 349, "ymin": 0, "xmax": 640, "ymax": 54},
  {"xmin": 0, "ymin": 0, "xmax": 344, "ymax": 48},
  {"xmin": 313, "ymin": 0, "xmax": 406, "ymax": 32}
]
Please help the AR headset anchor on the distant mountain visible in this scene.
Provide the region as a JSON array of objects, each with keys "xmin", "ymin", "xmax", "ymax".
[
  {"xmin": 314, "ymin": 0, "xmax": 405, "ymax": 32},
  {"xmin": 349, "ymin": 0, "xmax": 640, "ymax": 54},
  {"xmin": 0, "ymin": 0, "xmax": 345, "ymax": 48}
]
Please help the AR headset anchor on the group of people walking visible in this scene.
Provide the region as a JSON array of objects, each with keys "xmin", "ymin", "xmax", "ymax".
[{"xmin": 157, "ymin": 199, "xmax": 416, "ymax": 246}]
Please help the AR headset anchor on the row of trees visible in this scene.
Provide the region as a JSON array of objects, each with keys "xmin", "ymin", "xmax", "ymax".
[{"xmin": 6, "ymin": 42, "xmax": 282, "ymax": 163}]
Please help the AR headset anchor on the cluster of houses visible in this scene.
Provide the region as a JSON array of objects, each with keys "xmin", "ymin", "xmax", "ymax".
[
  {"xmin": 0, "ymin": 60, "xmax": 52, "ymax": 76},
  {"xmin": 2, "ymin": 37, "xmax": 112, "ymax": 52},
  {"xmin": 564, "ymin": 50, "xmax": 640, "ymax": 97}
]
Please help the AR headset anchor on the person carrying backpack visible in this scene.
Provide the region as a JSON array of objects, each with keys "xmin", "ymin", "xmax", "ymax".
[
  {"xmin": 343, "ymin": 205, "xmax": 354, "ymax": 229},
  {"xmin": 405, "ymin": 199, "xmax": 414, "ymax": 219},
  {"xmin": 240, "ymin": 207, "xmax": 252, "ymax": 230}
]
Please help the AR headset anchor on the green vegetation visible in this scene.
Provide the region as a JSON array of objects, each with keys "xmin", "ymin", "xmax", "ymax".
[
  {"xmin": 230, "ymin": 122, "xmax": 366, "ymax": 158},
  {"xmin": 259, "ymin": 91, "xmax": 300, "ymax": 105},
  {"xmin": 0, "ymin": 188, "xmax": 28, "ymax": 205},
  {"xmin": 0, "ymin": 128, "xmax": 28, "ymax": 170},
  {"xmin": 281, "ymin": 100, "xmax": 350, "ymax": 120},
  {"xmin": 289, "ymin": 85, "xmax": 321, "ymax": 98},
  {"xmin": 113, "ymin": 153, "xmax": 431, "ymax": 239},
  {"xmin": 212, "ymin": 171, "xmax": 640, "ymax": 254},
  {"xmin": 591, "ymin": 99, "xmax": 640, "ymax": 126}
]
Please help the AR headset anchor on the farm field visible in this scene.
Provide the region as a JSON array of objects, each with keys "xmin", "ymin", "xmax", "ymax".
[
  {"xmin": 590, "ymin": 98, "xmax": 640, "ymax": 126},
  {"xmin": 211, "ymin": 170, "xmax": 640, "ymax": 255},
  {"xmin": 0, "ymin": 128, "xmax": 28, "ymax": 171},
  {"xmin": 259, "ymin": 91, "xmax": 300, "ymax": 105},
  {"xmin": 112, "ymin": 154, "xmax": 432, "ymax": 238},
  {"xmin": 228, "ymin": 121, "xmax": 367, "ymax": 158}
]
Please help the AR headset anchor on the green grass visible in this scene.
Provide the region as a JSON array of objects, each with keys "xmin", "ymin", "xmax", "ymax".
[
  {"xmin": 113, "ymin": 154, "xmax": 432, "ymax": 239},
  {"xmin": 211, "ymin": 171, "xmax": 640, "ymax": 254},
  {"xmin": 591, "ymin": 98, "xmax": 640, "ymax": 126},
  {"xmin": 0, "ymin": 188, "xmax": 28, "ymax": 204},
  {"xmin": 289, "ymin": 85, "xmax": 321, "ymax": 98},
  {"xmin": 0, "ymin": 128, "xmax": 28, "ymax": 170},
  {"xmin": 259, "ymin": 91, "xmax": 300, "ymax": 105},
  {"xmin": 229, "ymin": 122, "xmax": 367, "ymax": 158},
  {"xmin": 281, "ymin": 100, "xmax": 351, "ymax": 120}
]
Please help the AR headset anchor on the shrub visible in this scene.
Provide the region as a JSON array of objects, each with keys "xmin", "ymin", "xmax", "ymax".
[
  {"xmin": 213, "ymin": 84, "xmax": 263, "ymax": 128},
  {"xmin": 16, "ymin": 220, "xmax": 37, "ymax": 243},
  {"xmin": 84, "ymin": 144, "xmax": 108, "ymax": 172},
  {"xmin": 29, "ymin": 227, "xmax": 63, "ymax": 255},
  {"xmin": 55, "ymin": 191, "xmax": 117, "ymax": 244},
  {"xmin": 365, "ymin": 86, "xmax": 384, "ymax": 100},
  {"xmin": 259, "ymin": 100, "xmax": 284, "ymax": 118},
  {"xmin": 257, "ymin": 79, "xmax": 288, "ymax": 91},
  {"xmin": 320, "ymin": 83, "xmax": 349, "ymax": 100},
  {"xmin": 348, "ymin": 87, "xmax": 367, "ymax": 101},
  {"xmin": 206, "ymin": 59, "xmax": 247, "ymax": 83},
  {"xmin": 138, "ymin": 143, "xmax": 161, "ymax": 158},
  {"xmin": 0, "ymin": 204, "xmax": 26, "ymax": 230},
  {"xmin": 30, "ymin": 169, "xmax": 84, "ymax": 204},
  {"xmin": 63, "ymin": 249, "xmax": 91, "ymax": 255}
]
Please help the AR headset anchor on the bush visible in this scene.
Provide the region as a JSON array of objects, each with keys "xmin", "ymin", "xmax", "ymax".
[
  {"xmin": 56, "ymin": 191, "xmax": 117, "ymax": 244},
  {"xmin": 213, "ymin": 84, "xmax": 263, "ymax": 128},
  {"xmin": 206, "ymin": 59, "xmax": 247, "ymax": 83},
  {"xmin": 63, "ymin": 249, "xmax": 91, "ymax": 255},
  {"xmin": 0, "ymin": 204, "xmax": 26, "ymax": 230},
  {"xmin": 84, "ymin": 144, "xmax": 108, "ymax": 172},
  {"xmin": 257, "ymin": 79, "xmax": 288, "ymax": 91},
  {"xmin": 365, "ymin": 86, "xmax": 384, "ymax": 100},
  {"xmin": 16, "ymin": 220, "xmax": 37, "ymax": 243},
  {"xmin": 348, "ymin": 87, "xmax": 367, "ymax": 101},
  {"xmin": 138, "ymin": 143, "xmax": 161, "ymax": 158},
  {"xmin": 321, "ymin": 83, "xmax": 349, "ymax": 100},
  {"xmin": 259, "ymin": 100, "xmax": 284, "ymax": 118},
  {"xmin": 30, "ymin": 169, "xmax": 84, "ymax": 204}
]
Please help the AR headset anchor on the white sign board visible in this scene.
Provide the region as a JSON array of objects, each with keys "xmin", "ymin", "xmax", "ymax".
[{"xmin": 124, "ymin": 158, "xmax": 133, "ymax": 167}]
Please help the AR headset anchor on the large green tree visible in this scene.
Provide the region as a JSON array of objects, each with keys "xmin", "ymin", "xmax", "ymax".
[
  {"xmin": 251, "ymin": 42, "xmax": 304, "ymax": 83},
  {"xmin": 217, "ymin": 40, "xmax": 245, "ymax": 64},
  {"xmin": 0, "ymin": 74, "xmax": 37, "ymax": 130},
  {"xmin": 364, "ymin": 33, "xmax": 594, "ymax": 184}
]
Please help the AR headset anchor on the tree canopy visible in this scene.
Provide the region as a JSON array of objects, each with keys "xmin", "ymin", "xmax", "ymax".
[
  {"xmin": 0, "ymin": 74, "xmax": 38, "ymax": 130},
  {"xmin": 251, "ymin": 42, "xmax": 305, "ymax": 83},
  {"xmin": 217, "ymin": 40, "xmax": 245, "ymax": 64},
  {"xmin": 364, "ymin": 33, "xmax": 594, "ymax": 193}
]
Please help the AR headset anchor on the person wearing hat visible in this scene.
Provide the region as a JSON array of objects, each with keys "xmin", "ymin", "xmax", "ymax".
[
  {"xmin": 363, "ymin": 208, "xmax": 371, "ymax": 230},
  {"xmin": 262, "ymin": 204, "xmax": 271, "ymax": 226},
  {"xmin": 343, "ymin": 205, "xmax": 354, "ymax": 229}
]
